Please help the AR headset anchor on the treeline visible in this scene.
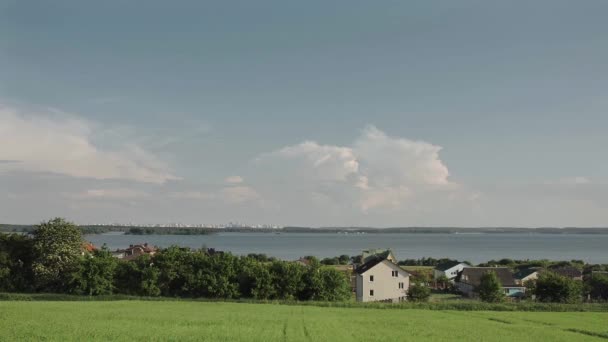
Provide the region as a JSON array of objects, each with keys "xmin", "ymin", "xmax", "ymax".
[
  {"xmin": 0, "ymin": 219, "xmax": 350, "ymax": 301},
  {"xmin": 398, "ymin": 257, "xmax": 467, "ymax": 267},
  {"xmin": 0, "ymin": 224, "xmax": 214, "ymax": 235}
]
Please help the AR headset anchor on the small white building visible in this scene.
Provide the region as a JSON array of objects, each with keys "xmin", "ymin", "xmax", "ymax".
[
  {"xmin": 355, "ymin": 251, "xmax": 410, "ymax": 302},
  {"xmin": 434, "ymin": 261, "xmax": 468, "ymax": 281}
]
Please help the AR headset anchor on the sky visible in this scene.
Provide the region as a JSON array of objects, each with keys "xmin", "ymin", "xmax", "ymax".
[{"xmin": 1, "ymin": 0, "xmax": 607, "ymax": 227}]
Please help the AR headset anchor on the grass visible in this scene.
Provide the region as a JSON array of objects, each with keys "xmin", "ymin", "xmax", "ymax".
[
  {"xmin": 1, "ymin": 301, "xmax": 607, "ymax": 341},
  {"xmin": 2, "ymin": 292, "xmax": 608, "ymax": 312}
]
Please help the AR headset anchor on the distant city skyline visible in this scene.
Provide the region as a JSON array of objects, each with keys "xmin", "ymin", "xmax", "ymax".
[{"xmin": 1, "ymin": 1, "xmax": 607, "ymax": 227}]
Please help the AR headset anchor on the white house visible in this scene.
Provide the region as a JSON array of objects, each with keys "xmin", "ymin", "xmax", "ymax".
[
  {"xmin": 355, "ymin": 250, "xmax": 410, "ymax": 302},
  {"xmin": 433, "ymin": 261, "xmax": 468, "ymax": 281}
]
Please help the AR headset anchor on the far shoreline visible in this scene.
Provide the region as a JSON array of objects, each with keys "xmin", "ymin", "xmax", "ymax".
[{"xmin": 3, "ymin": 224, "xmax": 608, "ymax": 235}]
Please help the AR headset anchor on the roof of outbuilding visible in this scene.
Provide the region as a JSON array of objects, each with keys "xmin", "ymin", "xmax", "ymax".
[
  {"xmin": 435, "ymin": 260, "xmax": 463, "ymax": 271},
  {"xmin": 552, "ymin": 267, "xmax": 583, "ymax": 278},
  {"xmin": 456, "ymin": 267, "xmax": 518, "ymax": 287},
  {"xmin": 513, "ymin": 268, "xmax": 540, "ymax": 280}
]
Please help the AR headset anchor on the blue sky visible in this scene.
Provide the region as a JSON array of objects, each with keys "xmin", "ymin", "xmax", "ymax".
[{"xmin": 1, "ymin": 0, "xmax": 607, "ymax": 226}]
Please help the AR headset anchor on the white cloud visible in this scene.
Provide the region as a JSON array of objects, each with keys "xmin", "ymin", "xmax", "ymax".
[
  {"xmin": 225, "ymin": 176, "xmax": 244, "ymax": 184},
  {"xmin": 69, "ymin": 188, "xmax": 149, "ymax": 199},
  {"xmin": 169, "ymin": 191, "xmax": 215, "ymax": 200},
  {"xmin": 255, "ymin": 125, "xmax": 457, "ymax": 212},
  {"xmin": 0, "ymin": 105, "xmax": 178, "ymax": 183}
]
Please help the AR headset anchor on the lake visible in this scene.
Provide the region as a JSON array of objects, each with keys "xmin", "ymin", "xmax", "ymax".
[{"xmin": 84, "ymin": 232, "xmax": 608, "ymax": 264}]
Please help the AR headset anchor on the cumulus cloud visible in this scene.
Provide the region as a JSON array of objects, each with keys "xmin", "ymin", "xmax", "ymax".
[
  {"xmin": 0, "ymin": 105, "xmax": 178, "ymax": 183},
  {"xmin": 254, "ymin": 125, "xmax": 457, "ymax": 212},
  {"xmin": 225, "ymin": 176, "xmax": 244, "ymax": 184}
]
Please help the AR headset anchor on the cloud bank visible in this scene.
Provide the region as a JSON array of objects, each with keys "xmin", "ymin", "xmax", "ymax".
[
  {"xmin": 0, "ymin": 105, "xmax": 177, "ymax": 184},
  {"xmin": 254, "ymin": 126, "xmax": 458, "ymax": 213}
]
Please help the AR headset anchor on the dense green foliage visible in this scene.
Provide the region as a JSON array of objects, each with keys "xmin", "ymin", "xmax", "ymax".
[
  {"xmin": 408, "ymin": 282, "xmax": 431, "ymax": 302},
  {"xmin": 477, "ymin": 271, "xmax": 505, "ymax": 303},
  {"xmin": 588, "ymin": 273, "xmax": 608, "ymax": 301},
  {"xmin": 320, "ymin": 254, "xmax": 351, "ymax": 265},
  {"xmin": 71, "ymin": 248, "xmax": 118, "ymax": 295},
  {"xmin": 0, "ymin": 233, "xmax": 34, "ymax": 292},
  {"xmin": 0, "ymin": 223, "xmax": 351, "ymax": 301},
  {"xmin": 31, "ymin": 218, "xmax": 83, "ymax": 292},
  {"xmin": 534, "ymin": 272, "xmax": 582, "ymax": 303},
  {"xmin": 398, "ymin": 257, "xmax": 464, "ymax": 267},
  {"xmin": 1, "ymin": 301, "xmax": 607, "ymax": 341}
]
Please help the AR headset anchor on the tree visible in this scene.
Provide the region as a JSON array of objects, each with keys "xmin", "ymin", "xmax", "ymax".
[
  {"xmin": 0, "ymin": 233, "xmax": 34, "ymax": 292},
  {"xmin": 338, "ymin": 255, "xmax": 350, "ymax": 265},
  {"xmin": 32, "ymin": 218, "xmax": 83, "ymax": 291},
  {"xmin": 269, "ymin": 260, "xmax": 304, "ymax": 300},
  {"xmin": 477, "ymin": 271, "xmax": 505, "ymax": 302},
  {"xmin": 408, "ymin": 283, "xmax": 431, "ymax": 302},
  {"xmin": 534, "ymin": 272, "xmax": 582, "ymax": 303},
  {"xmin": 588, "ymin": 273, "xmax": 608, "ymax": 301},
  {"xmin": 523, "ymin": 279, "xmax": 537, "ymax": 299},
  {"xmin": 320, "ymin": 257, "xmax": 339, "ymax": 265},
  {"xmin": 314, "ymin": 267, "xmax": 351, "ymax": 301},
  {"xmin": 239, "ymin": 259, "xmax": 275, "ymax": 299},
  {"xmin": 71, "ymin": 248, "xmax": 118, "ymax": 295},
  {"xmin": 114, "ymin": 254, "xmax": 160, "ymax": 297},
  {"xmin": 436, "ymin": 275, "xmax": 449, "ymax": 290}
]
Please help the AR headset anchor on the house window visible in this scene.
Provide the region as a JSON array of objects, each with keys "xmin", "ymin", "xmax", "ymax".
[
  {"xmin": 398, "ymin": 282, "xmax": 404, "ymax": 289},
  {"xmin": 369, "ymin": 290, "xmax": 374, "ymax": 296},
  {"xmin": 369, "ymin": 275, "xmax": 374, "ymax": 282},
  {"xmin": 391, "ymin": 270, "xmax": 398, "ymax": 277}
]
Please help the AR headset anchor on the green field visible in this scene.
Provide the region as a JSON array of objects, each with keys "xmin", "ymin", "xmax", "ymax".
[{"xmin": 1, "ymin": 301, "xmax": 607, "ymax": 341}]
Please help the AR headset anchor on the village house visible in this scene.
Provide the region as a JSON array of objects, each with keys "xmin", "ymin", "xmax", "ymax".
[
  {"xmin": 81, "ymin": 242, "xmax": 97, "ymax": 256},
  {"xmin": 552, "ymin": 266, "xmax": 583, "ymax": 281},
  {"xmin": 355, "ymin": 249, "xmax": 410, "ymax": 302},
  {"xmin": 433, "ymin": 261, "xmax": 468, "ymax": 282},
  {"xmin": 513, "ymin": 268, "xmax": 541, "ymax": 285},
  {"xmin": 455, "ymin": 267, "xmax": 526, "ymax": 298},
  {"xmin": 112, "ymin": 243, "xmax": 158, "ymax": 260}
]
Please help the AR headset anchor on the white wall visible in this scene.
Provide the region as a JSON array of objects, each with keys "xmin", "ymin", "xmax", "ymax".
[{"xmin": 357, "ymin": 260, "xmax": 409, "ymax": 302}]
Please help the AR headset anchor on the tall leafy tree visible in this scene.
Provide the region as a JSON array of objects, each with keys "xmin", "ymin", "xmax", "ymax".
[
  {"xmin": 409, "ymin": 275, "xmax": 431, "ymax": 302},
  {"xmin": 32, "ymin": 218, "xmax": 83, "ymax": 291},
  {"xmin": 114, "ymin": 254, "xmax": 161, "ymax": 297},
  {"xmin": 535, "ymin": 272, "xmax": 581, "ymax": 303},
  {"xmin": 0, "ymin": 233, "xmax": 34, "ymax": 292},
  {"xmin": 71, "ymin": 248, "xmax": 118, "ymax": 296},
  {"xmin": 269, "ymin": 261, "xmax": 304, "ymax": 300},
  {"xmin": 588, "ymin": 273, "xmax": 608, "ymax": 301},
  {"xmin": 477, "ymin": 271, "xmax": 505, "ymax": 302},
  {"xmin": 239, "ymin": 259, "xmax": 275, "ymax": 299}
]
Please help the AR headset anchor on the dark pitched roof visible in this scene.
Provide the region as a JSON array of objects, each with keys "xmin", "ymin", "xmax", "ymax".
[
  {"xmin": 355, "ymin": 256, "xmax": 385, "ymax": 274},
  {"xmin": 435, "ymin": 260, "xmax": 463, "ymax": 271},
  {"xmin": 456, "ymin": 267, "xmax": 518, "ymax": 287},
  {"xmin": 552, "ymin": 267, "xmax": 583, "ymax": 278},
  {"xmin": 514, "ymin": 268, "xmax": 540, "ymax": 280},
  {"xmin": 362, "ymin": 249, "xmax": 394, "ymax": 263}
]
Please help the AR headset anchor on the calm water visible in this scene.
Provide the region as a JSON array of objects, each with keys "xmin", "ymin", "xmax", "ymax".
[{"xmin": 85, "ymin": 232, "xmax": 608, "ymax": 264}]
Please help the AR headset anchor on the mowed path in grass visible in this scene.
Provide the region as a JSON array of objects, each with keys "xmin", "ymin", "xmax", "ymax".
[{"xmin": 0, "ymin": 301, "xmax": 607, "ymax": 341}]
